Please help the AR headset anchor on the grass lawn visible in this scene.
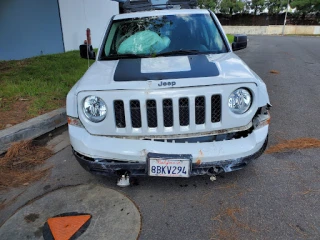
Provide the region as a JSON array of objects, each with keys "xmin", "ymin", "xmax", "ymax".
[
  {"xmin": 226, "ymin": 34, "xmax": 234, "ymax": 43},
  {"xmin": 0, "ymin": 51, "xmax": 93, "ymax": 129}
]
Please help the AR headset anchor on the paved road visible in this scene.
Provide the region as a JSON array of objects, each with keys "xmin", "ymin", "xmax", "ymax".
[
  {"xmin": 238, "ymin": 36, "xmax": 320, "ymax": 146},
  {"xmin": 1, "ymin": 36, "xmax": 320, "ymax": 240}
]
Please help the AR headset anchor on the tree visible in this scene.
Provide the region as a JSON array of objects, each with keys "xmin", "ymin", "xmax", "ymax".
[
  {"xmin": 219, "ymin": 0, "xmax": 245, "ymax": 14},
  {"xmin": 265, "ymin": 0, "xmax": 288, "ymax": 14},
  {"xmin": 291, "ymin": 0, "xmax": 320, "ymax": 14},
  {"xmin": 250, "ymin": 0, "xmax": 266, "ymax": 15},
  {"xmin": 198, "ymin": 0, "xmax": 219, "ymax": 10}
]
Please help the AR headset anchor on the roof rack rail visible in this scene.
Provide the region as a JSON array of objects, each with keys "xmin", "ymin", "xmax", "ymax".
[{"xmin": 113, "ymin": 0, "xmax": 198, "ymax": 13}]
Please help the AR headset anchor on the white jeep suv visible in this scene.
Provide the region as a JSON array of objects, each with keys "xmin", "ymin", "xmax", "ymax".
[{"xmin": 67, "ymin": 2, "xmax": 271, "ymax": 180}]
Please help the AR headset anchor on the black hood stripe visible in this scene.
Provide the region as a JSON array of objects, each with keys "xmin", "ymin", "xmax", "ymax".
[{"xmin": 113, "ymin": 55, "xmax": 219, "ymax": 81}]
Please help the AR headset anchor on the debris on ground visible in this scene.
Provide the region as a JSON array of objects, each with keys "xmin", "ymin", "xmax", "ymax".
[
  {"xmin": 0, "ymin": 140, "xmax": 53, "ymax": 190},
  {"xmin": 270, "ymin": 70, "xmax": 280, "ymax": 74},
  {"xmin": 266, "ymin": 138, "xmax": 320, "ymax": 154},
  {"xmin": 211, "ymin": 206, "xmax": 257, "ymax": 240},
  {"xmin": 294, "ymin": 188, "xmax": 320, "ymax": 196}
]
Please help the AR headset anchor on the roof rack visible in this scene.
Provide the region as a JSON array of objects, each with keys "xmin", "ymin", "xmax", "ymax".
[{"xmin": 113, "ymin": 0, "xmax": 198, "ymax": 13}]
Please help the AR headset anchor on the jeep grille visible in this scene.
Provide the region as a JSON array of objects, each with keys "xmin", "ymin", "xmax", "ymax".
[{"xmin": 114, "ymin": 95, "xmax": 221, "ymax": 129}]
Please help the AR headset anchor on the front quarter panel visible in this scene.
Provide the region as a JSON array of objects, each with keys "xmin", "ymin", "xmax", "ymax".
[{"xmin": 250, "ymin": 70, "xmax": 271, "ymax": 106}]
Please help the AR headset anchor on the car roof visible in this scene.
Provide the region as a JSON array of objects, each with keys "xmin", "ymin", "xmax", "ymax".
[{"xmin": 113, "ymin": 9, "xmax": 210, "ymax": 20}]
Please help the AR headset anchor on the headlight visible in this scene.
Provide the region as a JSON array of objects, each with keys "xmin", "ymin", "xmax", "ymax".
[
  {"xmin": 228, "ymin": 88, "xmax": 252, "ymax": 114},
  {"xmin": 83, "ymin": 96, "xmax": 107, "ymax": 122}
]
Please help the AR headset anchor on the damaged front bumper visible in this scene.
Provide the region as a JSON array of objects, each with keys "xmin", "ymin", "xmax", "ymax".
[
  {"xmin": 73, "ymin": 138, "xmax": 268, "ymax": 176},
  {"xmin": 69, "ymin": 109, "xmax": 270, "ymax": 177},
  {"xmin": 73, "ymin": 136, "xmax": 267, "ymax": 176}
]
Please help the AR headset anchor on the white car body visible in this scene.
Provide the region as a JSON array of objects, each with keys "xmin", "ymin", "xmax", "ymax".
[{"xmin": 67, "ymin": 8, "xmax": 271, "ymax": 177}]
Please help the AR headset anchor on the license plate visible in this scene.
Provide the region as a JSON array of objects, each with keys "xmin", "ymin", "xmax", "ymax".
[{"xmin": 148, "ymin": 158, "xmax": 190, "ymax": 177}]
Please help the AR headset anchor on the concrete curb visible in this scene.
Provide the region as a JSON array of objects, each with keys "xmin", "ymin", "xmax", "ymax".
[{"xmin": 0, "ymin": 108, "xmax": 67, "ymax": 154}]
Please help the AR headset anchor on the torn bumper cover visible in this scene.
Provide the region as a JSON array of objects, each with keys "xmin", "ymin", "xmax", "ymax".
[{"xmin": 73, "ymin": 136, "xmax": 268, "ymax": 177}]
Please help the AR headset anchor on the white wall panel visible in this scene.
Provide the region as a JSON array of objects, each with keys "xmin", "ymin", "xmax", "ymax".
[{"xmin": 58, "ymin": 0, "xmax": 118, "ymax": 51}]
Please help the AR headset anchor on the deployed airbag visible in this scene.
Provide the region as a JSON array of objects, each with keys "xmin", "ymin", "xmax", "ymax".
[{"xmin": 118, "ymin": 30, "xmax": 170, "ymax": 55}]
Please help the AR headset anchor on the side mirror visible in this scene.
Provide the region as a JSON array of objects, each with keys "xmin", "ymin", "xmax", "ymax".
[
  {"xmin": 79, "ymin": 44, "xmax": 96, "ymax": 60},
  {"xmin": 231, "ymin": 35, "xmax": 247, "ymax": 51}
]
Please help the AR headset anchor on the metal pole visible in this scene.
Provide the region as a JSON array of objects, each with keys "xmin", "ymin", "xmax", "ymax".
[{"xmin": 282, "ymin": 0, "xmax": 290, "ymax": 35}]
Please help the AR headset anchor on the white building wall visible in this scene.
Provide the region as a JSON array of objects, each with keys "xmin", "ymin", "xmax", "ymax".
[
  {"xmin": 58, "ymin": 0, "xmax": 119, "ymax": 51},
  {"xmin": 223, "ymin": 25, "xmax": 320, "ymax": 35}
]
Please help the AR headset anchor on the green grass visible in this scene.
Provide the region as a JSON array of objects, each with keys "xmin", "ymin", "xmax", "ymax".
[
  {"xmin": 0, "ymin": 51, "xmax": 94, "ymax": 116},
  {"xmin": 226, "ymin": 34, "xmax": 234, "ymax": 43}
]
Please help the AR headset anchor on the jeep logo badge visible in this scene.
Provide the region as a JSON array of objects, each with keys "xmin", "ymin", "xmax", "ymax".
[{"xmin": 158, "ymin": 81, "xmax": 176, "ymax": 87}]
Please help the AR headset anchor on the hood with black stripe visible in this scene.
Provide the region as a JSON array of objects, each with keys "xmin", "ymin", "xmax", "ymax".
[{"xmin": 75, "ymin": 52, "xmax": 264, "ymax": 92}]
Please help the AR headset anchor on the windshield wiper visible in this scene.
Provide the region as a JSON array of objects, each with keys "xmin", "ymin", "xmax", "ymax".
[
  {"xmin": 102, "ymin": 50, "xmax": 216, "ymax": 60},
  {"xmin": 101, "ymin": 53, "xmax": 148, "ymax": 60},
  {"xmin": 155, "ymin": 50, "xmax": 200, "ymax": 57}
]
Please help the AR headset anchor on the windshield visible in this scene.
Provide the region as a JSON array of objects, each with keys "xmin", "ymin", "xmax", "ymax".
[{"xmin": 101, "ymin": 13, "xmax": 228, "ymax": 59}]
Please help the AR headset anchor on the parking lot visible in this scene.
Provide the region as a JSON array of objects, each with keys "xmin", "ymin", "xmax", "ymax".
[{"xmin": 1, "ymin": 36, "xmax": 320, "ymax": 240}]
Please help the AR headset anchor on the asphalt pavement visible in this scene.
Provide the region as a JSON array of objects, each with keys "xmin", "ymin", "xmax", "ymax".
[
  {"xmin": 238, "ymin": 35, "xmax": 320, "ymax": 146},
  {"xmin": 1, "ymin": 36, "xmax": 319, "ymax": 240}
]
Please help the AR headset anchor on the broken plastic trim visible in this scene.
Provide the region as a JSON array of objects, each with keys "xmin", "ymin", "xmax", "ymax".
[
  {"xmin": 143, "ymin": 127, "xmax": 254, "ymax": 143},
  {"xmin": 100, "ymin": 122, "xmax": 253, "ymax": 140},
  {"xmin": 252, "ymin": 106, "xmax": 271, "ymax": 130}
]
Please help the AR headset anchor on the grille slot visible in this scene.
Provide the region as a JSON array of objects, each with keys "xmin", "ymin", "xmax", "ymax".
[
  {"xmin": 114, "ymin": 100, "xmax": 126, "ymax": 128},
  {"xmin": 179, "ymin": 98, "xmax": 189, "ymax": 126},
  {"xmin": 163, "ymin": 99, "xmax": 173, "ymax": 127},
  {"xmin": 130, "ymin": 100, "xmax": 142, "ymax": 128},
  {"xmin": 211, "ymin": 95, "xmax": 221, "ymax": 123},
  {"xmin": 146, "ymin": 100, "xmax": 157, "ymax": 128},
  {"xmin": 195, "ymin": 96, "xmax": 205, "ymax": 124}
]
